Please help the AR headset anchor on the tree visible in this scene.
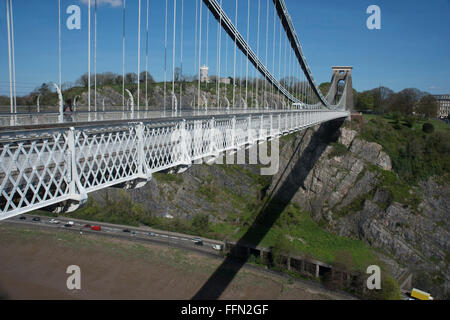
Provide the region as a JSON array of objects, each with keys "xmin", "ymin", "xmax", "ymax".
[
  {"xmin": 370, "ymin": 86, "xmax": 393, "ymax": 113},
  {"xmin": 355, "ymin": 91, "xmax": 374, "ymax": 111},
  {"xmin": 422, "ymin": 123, "xmax": 435, "ymax": 134},
  {"xmin": 365, "ymin": 274, "xmax": 402, "ymax": 300},
  {"xmin": 101, "ymin": 72, "xmax": 116, "ymax": 86},
  {"xmin": 35, "ymin": 83, "xmax": 52, "ymax": 96},
  {"xmin": 319, "ymin": 82, "xmax": 331, "ymax": 96},
  {"xmin": 191, "ymin": 214, "xmax": 210, "ymax": 234},
  {"xmin": 388, "ymin": 89, "xmax": 419, "ymax": 116},
  {"xmin": 416, "ymin": 95, "xmax": 438, "ymax": 119},
  {"xmin": 115, "ymin": 75, "xmax": 124, "ymax": 85},
  {"xmin": 61, "ymin": 82, "xmax": 74, "ymax": 91},
  {"xmin": 139, "ymin": 71, "xmax": 154, "ymax": 83},
  {"xmin": 174, "ymin": 67, "xmax": 182, "ymax": 82},
  {"xmin": 125, "ymin": 72, "xmax": 138, "ymax": 84},
  {"xmin": 271, "ymin": 233, "xmax": 294, "ymax": 269},
  {"xmin": 76, "ymin": 73, "xmax": 89, "ymax": 88}
]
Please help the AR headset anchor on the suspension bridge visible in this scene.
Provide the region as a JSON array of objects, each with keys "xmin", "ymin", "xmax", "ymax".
[{"xmin": 0, "ymin": 0, "xmax": 352, "ymax": 220}]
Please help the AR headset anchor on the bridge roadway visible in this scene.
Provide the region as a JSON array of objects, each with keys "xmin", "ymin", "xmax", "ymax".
[
  {"xmin": 0, "ymin": 109, "xmax": 349, "ymax": 221},
  {"xmin": 0, "ymin": 108, "xmax": 319, "ymax": 128}
]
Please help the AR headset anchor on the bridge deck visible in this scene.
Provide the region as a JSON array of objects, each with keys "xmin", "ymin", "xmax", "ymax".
[
  {"xmin": 0, "ymin": 110, "xmax": 349, "ymax": 220},
  {"xmin": 0, "ymin": 108, "xmax": 319, "ymax": 130}
]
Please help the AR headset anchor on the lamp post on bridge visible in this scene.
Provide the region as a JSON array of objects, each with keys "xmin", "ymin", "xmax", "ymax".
[
  {"xmin": 73, "ymin": 95, "xmax": 79, "ymax": 112},
  {"xmin": 51, "ymin": 82, "xmax": 64, "ymax": 123},
  {"xmin": 36, "ymin": 94, "xmax": 41, "ymax": 113},
  {"xmin": 125, "ymin": 89, "xmax": 134, "ymax": 119}
]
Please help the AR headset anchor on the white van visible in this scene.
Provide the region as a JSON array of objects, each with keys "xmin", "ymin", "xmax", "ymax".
[{"xmin": 212, "ymin": 244, "xmax": 223, "ymax": 251}]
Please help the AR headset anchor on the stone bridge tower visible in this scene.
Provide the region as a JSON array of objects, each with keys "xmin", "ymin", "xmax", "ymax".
[{"xmin": 327, "ymin": 66, "xmax": 354, "ymax": 111}]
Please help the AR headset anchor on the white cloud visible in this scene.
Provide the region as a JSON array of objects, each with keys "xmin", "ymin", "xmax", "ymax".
[{"xmin": 79, "ymin": 0, "xmax": 122, "ymax": 8}]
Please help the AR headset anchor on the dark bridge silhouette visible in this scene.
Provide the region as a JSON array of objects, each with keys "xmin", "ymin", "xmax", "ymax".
[{"xmin": 192, "ymin": 118, "xmax": 344, "ymax": 300}]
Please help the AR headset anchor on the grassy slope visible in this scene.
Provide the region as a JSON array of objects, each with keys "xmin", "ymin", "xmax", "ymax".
[{"xmin": 360, "ymin": 114, "xmax": 450, "ymax": 186}]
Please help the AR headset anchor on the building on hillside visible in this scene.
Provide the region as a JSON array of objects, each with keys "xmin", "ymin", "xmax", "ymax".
[
  {"xmin": 200, "ymin": 66, "xmax": 209, "ymax": 83},
  {"xmin": 433, "ymin": 94, "xmax": 450, "ymax": 118},
  {"xmin": 219, "ymin": 77, "xmax": 232, "ymax": 85}
]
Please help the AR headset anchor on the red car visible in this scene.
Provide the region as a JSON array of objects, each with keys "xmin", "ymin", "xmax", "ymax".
[{"xmin": 91, "ymin": 225, "xmax": 101, "ymax": 231}]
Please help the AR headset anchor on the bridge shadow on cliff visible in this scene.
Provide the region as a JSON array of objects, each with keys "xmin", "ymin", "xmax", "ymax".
[{"xmin": 192, "ymin": 119, "xmax": 345, "ymax": 300}]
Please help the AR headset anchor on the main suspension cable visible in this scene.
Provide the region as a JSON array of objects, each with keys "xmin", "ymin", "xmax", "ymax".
[
  {"xmin": 145, "ymin": 0, "xmax": 149, "ymax": 110},
  {"xmin": 122, "ymin": 0, "xmax": 126, "ymax": 109},
  {"xmin": 171, "ymin": 0, "xmax": 177, "ymax": 111}
]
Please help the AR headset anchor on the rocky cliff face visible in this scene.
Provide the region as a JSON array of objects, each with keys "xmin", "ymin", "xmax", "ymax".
[
  {"xmin": 89, "ymin": 119, "xmax": 448, "ymax": 298},
  {"xmin": 269, "ymin": 122, "xmax": 449, "ymax": 298}
]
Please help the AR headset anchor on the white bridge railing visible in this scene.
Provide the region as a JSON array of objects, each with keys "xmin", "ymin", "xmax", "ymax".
[{"xmin": 0, "ymin": 110, "xmax": 349, "ymax": 220}]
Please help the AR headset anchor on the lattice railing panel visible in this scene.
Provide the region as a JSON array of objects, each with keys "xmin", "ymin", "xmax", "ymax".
[
  {"xmin": 75, "ymin": 128, "xmax": 140, "ymax": 192},
  {"xmin": 144, "ymin": 123, "xmax": 179, "ymax": 170},
  {"xmin": 0, "ymin": 110, "xmax": 349, "ymax": 219},
  {"xmin": 0, "ymin": 131, "xmax": 71, "ymax": 218}
]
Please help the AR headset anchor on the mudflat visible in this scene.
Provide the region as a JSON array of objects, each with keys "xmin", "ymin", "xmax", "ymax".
[{"xmin": 0, "ymin": 224, "xmax": 349, "ymax": 300}]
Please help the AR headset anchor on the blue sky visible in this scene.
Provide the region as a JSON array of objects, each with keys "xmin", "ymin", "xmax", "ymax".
[{"xmin": 0, "ymin": 0, "xmax": 449, "ymax": 96}]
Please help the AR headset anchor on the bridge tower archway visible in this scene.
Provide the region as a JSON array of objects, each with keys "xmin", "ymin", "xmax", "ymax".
[{"xmin": 327, "ymin": 66, "xmax": 353, "ymax": 110}]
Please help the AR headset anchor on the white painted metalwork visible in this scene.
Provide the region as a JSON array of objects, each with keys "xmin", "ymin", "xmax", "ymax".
[
  {"xmin": 0, "ymin": 109, "xmax": 348, "ymax": 220},
  {"xmin": 0, "ymin": 0, "xmax": 353, "ymax": 222}
]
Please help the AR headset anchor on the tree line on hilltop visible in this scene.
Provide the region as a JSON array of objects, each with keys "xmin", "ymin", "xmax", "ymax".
[{"xmin": 0, "ymin": 71, "xmax": 441, "ymax": 119}]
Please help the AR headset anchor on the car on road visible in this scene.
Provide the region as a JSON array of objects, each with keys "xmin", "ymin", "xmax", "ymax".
[
  {"xmin": 32, "ymin": 217, "xmax": 41, "ymax": 222},
  {"xmin": 91, "ymin": 225, "xmax": 101, "ymax": 231},
  {"xmin": 148, "ymin": 232, "xmax": 156, "ymax": 237},
  {"xmin": 84, "ymin": 224, "xmax": 91, "ymax": 228},
  {"xmin": 193, "ymin": 238, "xmax": 203, "ymax": 246},
  {"xmin": 19, "ymin": 216, "xmax": 26, "ymax": 220},
  {"xmin": 64, "ymin": 223, "xmax": 72, "ymax": 228},
  {"xmin": 212, "ymin": 244, "xmax": 223, "ymax": 251},
  {"xmin": 49, "ymin": 219, "xmax": 60, "ymax": 224},
  {"xmin": 123, "ymin": 229, "xmax": 131, "ymax": 233}
]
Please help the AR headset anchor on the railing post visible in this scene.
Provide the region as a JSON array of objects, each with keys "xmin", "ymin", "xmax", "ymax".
[
  {"xmin": 260, "ymin": 115, "xmax": 264, "ymax": 140},
  {"xmin": 210, "ymin": 117, "xmax": 216, "ymax": 155},
  {"xmin": 136, "ymin": 122, "xmax": 151, "ymax": 180},
  {"xmin": 278, "ymin": 114, "xmax": 281, "ymax": 135},
  {"xmin": 270, "ymin": 114, "xmax": 273, "ymax": 137},
  {"xmin": 285, "ymin": 113, "xmax": 288, "ymax": 132},
  {"xmin": 180, "ymin": 119, "xmax": 190, "ymax": 165},
  {"xmin": 66, "ymin": 127, "xmax": 87, "ymax": 205},
  {"xmin": 231, "ymin": 116, "xmax": 236, "ymax": 149}
]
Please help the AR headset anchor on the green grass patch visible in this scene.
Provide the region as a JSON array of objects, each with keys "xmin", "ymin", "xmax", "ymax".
[
  {"xmin": 229, "ymin": 204, "xmax": 378, "ymax": 271},
  {"xmin": 361, "ymin": 114, "xmax": 450, "ymax": 185},
  {"xmin": 153, "ymin": 172, "xmax": 184, "ymax": 184},
  {"xmin": 328, "ymin": 142, "xmax": 350, "ymax": 159}
]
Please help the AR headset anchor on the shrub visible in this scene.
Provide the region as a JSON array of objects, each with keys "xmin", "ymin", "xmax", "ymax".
[
  {"xmin": 191, "ymin": 214, "xmax": 210, "ymax": 234},
  {"xmin": 365, "ymin": 274, "xmax": 402, "ymax": 300},
  {"xmin": 333, "ymin": 250, "xmax": 356, "ymax": 271},
  {"xmin": 328, "ymin": 142, "xmax": 349, "ymax": 159},
  {"xmin": 392, "ymin": 113, "xmax": 401, "ymax": 124},
  {"xmin": 404, "ymin": 116, "xmax": 416, "ymax": 128},
  {"xmin": 422, "ymin": 123, "xmax": 434, "ymax": 134},
  {"xmin": 271, "ymin": 233, "xmax": 295, "ymax": 269}
]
